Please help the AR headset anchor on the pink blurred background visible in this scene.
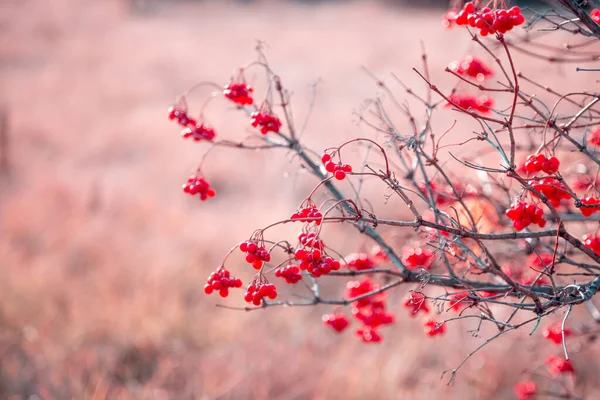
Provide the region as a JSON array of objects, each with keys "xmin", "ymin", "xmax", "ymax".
[{"xmin": 2, "ymin": 0, "xmax": 600, "ymax": 398}]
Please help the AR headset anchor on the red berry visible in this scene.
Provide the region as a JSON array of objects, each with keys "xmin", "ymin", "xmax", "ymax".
[
  {"xmin": 334, "ymin": 170, "xmax": 346, "ymax": 180},
  {"xmin": 546, "ymin": 355, "xmax": 575, "ymax": 376},
  {"xmin": 514, "ymin": 381, "xmax": 537, "ymax": 400}
]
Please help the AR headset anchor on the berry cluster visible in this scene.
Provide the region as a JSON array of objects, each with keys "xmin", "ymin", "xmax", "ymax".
[
  {"xmin": 275, "ymin": 264, "xmax": 303, "ymax": 284},
  {"xmin": 402, "ymin": 247, "xmax": 434, "ymax": 270},
  {"xmin": 223, "ymin": 82, "xmax": 254, "ymax": 105},
  {"xmin": 455, "ymin": 3, "xmax": 525, "ymax": 36},
  {"xmin": 423, "ymin": 318, "xmax": 446, "ymax": 337},
  {"xmin": 571, "ymin": 176, "xmax": 593, "ymax": 191},
  {"xmin": 294, "ymin": 248, "xmax": 341, "ymax": 277},
  {"xmin": 531, "ymin": 178, "xmax": 571, "ymax": 207},
  {"xmin": 514, "ymin": 381, "xmax": 537, "ymax": 400},
  {"xmin": 583, "ymin": 234, "xmax": 600, "ymax": 255},
  {"xmin": 370, "ymin": 245, "xmax": 390, "ymax": 263},
  {"xmin": 448, "ymin": 292, "xmax": 474, "ymax": 312},
  {"xmin": 250, "ymin": 111, "xmax": 282, "ymax": 134},
  {"xmin": 204, "ymin": 267, "xmax": 243, "ymax": 297},
  {"xmin": 239, "ymin": 241, "xmax": 271, "ymax": 269},
  {"xmin": 447, "ymin": 56, "xmax": 493, "ymax": 81},
  {"xmin": 346, "ymin": 278, "xmax": 395, "ymax": 343},
  {"xmin": 543, "ymin": 323, "xmax": 571, "ymax": 345},
  {"xmin": 403, "ymin": 292, "xmax": 430, "ymax": 316},
  {"xmin": 169, "ymin": 107, "xmax": 217, "ymax": 142},
  {"xmin": 588, "ymin": 127, "xmax": 600, "ymax": 146},
  {"xmin": 168, "ymin": 106, "xmax": 196, "ymax": 127},
  {"xmin": 546, "ymin": 355, "xmax": 575, "ymax": 376},
  {"xmin": 524, "ymin": 154, "xmax": 560, "ymax": 174},
  {"xmin": 322, "ymin": 313, "xmax": 350, "ymax": 333},
  {"xmin": 321, "ymin": 153, "xmax": 353, "ymax": 180},
  {"xmin": 502, "ymin": 263, "xmax": 550, "ymax": 287},
  {"xmin": 298, "ymin": 232, "xmax": 325, "ymax": 250},
  {"xmin": 355, "ymin": 326, "xmax": 383, "ymax": 343},
  {"xmin": 181, "ymin": 123, "xmax": 216, "ymax": 142},
  {"xmin": 505, "ymin": 202, "xmax": 546, "ymax": 231},
  {"xmin": 446, "ymin": 94, "xmax": 494, "ymax": 113},
  {"xmin": 182, "ymin": 176, "xmax": 217, "ymax": 201},
  {"xmin": 580, "ymin": 197, "xmax": 600, "ymax": 216},
  {"xmin": 344, "ymin": 252, "xmax": 375, "ymax": 271},
  {"xmin": 244, "ymin": 281, "xmax": 278, "ymax": 306},
  {"xmin": 290, "ymin": 206, "xmax": 323, "ymax": 225},
  {"xmin": 528, "ymin": 253, "xmax": 554, "ymax": 269}
]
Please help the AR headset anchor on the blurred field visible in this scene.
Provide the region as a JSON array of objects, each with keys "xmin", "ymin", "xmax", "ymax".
[{"xmin": 1, "ymin": 0, "xmax": 600, "ymax": 399}]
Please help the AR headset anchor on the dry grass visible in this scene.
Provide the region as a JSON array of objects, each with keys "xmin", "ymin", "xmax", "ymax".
[{"xmin": 1, "ymin": 0, "xmax": 600, "ymax": 398}]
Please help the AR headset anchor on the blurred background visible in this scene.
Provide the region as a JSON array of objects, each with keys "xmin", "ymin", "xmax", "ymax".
[{"xmin": 1, "ymin": 0, "xmax": 599, "ymax": 399}]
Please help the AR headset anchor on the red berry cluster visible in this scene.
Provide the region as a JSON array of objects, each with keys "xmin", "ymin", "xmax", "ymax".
[
  {"xmin": 546, "ymin": 355, "xmax": 575, "ymax": 376},
  {"xmin": 543, "ymin": 323, "xmax": 571, "ymax": 345},
  {"xmin": 531, "ymin": 178, "xmax": 571, "ymax": 207},
  {"xmin": 423, "ymin": 318, "xmax": 446, "ymax": 337},
  {"xmin": 571, "ymin": 176, "xmax": 593, "ymax": 191},
  {"xmin": 346, "ymin": 278, "xmax": 394, "ymax": 343},
  {"xmin": 322, "ymin": 313, "xmax": 350, "ymax": 333},
  {"xmin": 592, "ymin": 9, "xmax": 600, "ymax": 24},
  {"xmin": 528, "ymin": 253, "xmax": 554, "ymax": 269},
  {"xmin": 355, "ymin": 326, "xmax": 383, "ymax": 343},
  {"xmin": 580, "ymin": 197, "xmax": 600, "ymax": 216},
  {"xmin": 502, "ymin": 263, "xmax": 550, "ymax": 287},
  {"xmin": 297, "ymin": 232, "xmax": 325, "ymax": 250},
  {"xmin": 294, "ymin": 248, "xmax": 340, "ymax": 277},
  {"xmin": 223, "ymin": 82, "xmax": 254, "ymax": 105},
  {"xmin": 275, "ymin": 264, "xmax": 303, "ymax": 284},
  {"xmin": 181, "ymin": 124, "xmax": 216, "ymax": 142},
  {"xmin": 344, "ymin": 252, "xmax": 375, "ymax": 271},
  {"xmin": 182, "ymin": 175, "xmax": 217, "ymax": 201},
  {"xmin": 514, "ymin": 381, "xmax": 537, "ymax": 400},
  {"xmin": 447, "ymin": 94, "xmax": 494, "ymax": 113},
  {"xmin": 250, "ymin": 111, "xmax": 282, "ymax": 134},
  {"xmin": 370, "ymin": 245, "xmax": 390, "ymax": 263},
  {"xmin": 290, "ymin": 207, "xmax": 323, "ymax": 225},
  {"xmin": 447, "ymin": 56, "xmax": 493, "ymax": 81},
  {"xmin": 455, "ymin": 3, "xmax": 525, "ymax": 36},
  {"xmin": 588, "ymin": 127, "xmax": 600, "ymax": 146},
  {"xmin": 505, "ymin": 202, "xmax": 546, "ymax": 231},
  {"xmin": 321, "ymin": 153, "xmax": 352, "ymax": 180},
  {"xmin": 403, "ymin": 292, "xmax": 429, "ymax": 316},
  {"xmin": 524, "ymin": 154, "xmax": 560, "ymax": 174},
  {"xmin": 239, "ymin": 241, "xmax": 271, "ymax": 269},
  {"xmin": 204, "ymin": 267, "xmax": 243, "ymax": 297},
  {"xmin": 244, "ymin": 281, "xmax": 278, "ymax": 305},
  {"xmin": 168, "ymin": 106, "xmax": 196, "ymax": 127},
  {"xmin": 169, "ymin": 107, "xmax": 216, "ymax": 142},
  {"xmin": 402, "ymin": 247, "xmax": 434, "ymax": 270},
  {"xmin": 448, "ymin": 292, "xmax": 474, "ymax": 312},
  {"xmin": 583, "ymin": 234, "xmax": 600, "ymax": 255}
]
